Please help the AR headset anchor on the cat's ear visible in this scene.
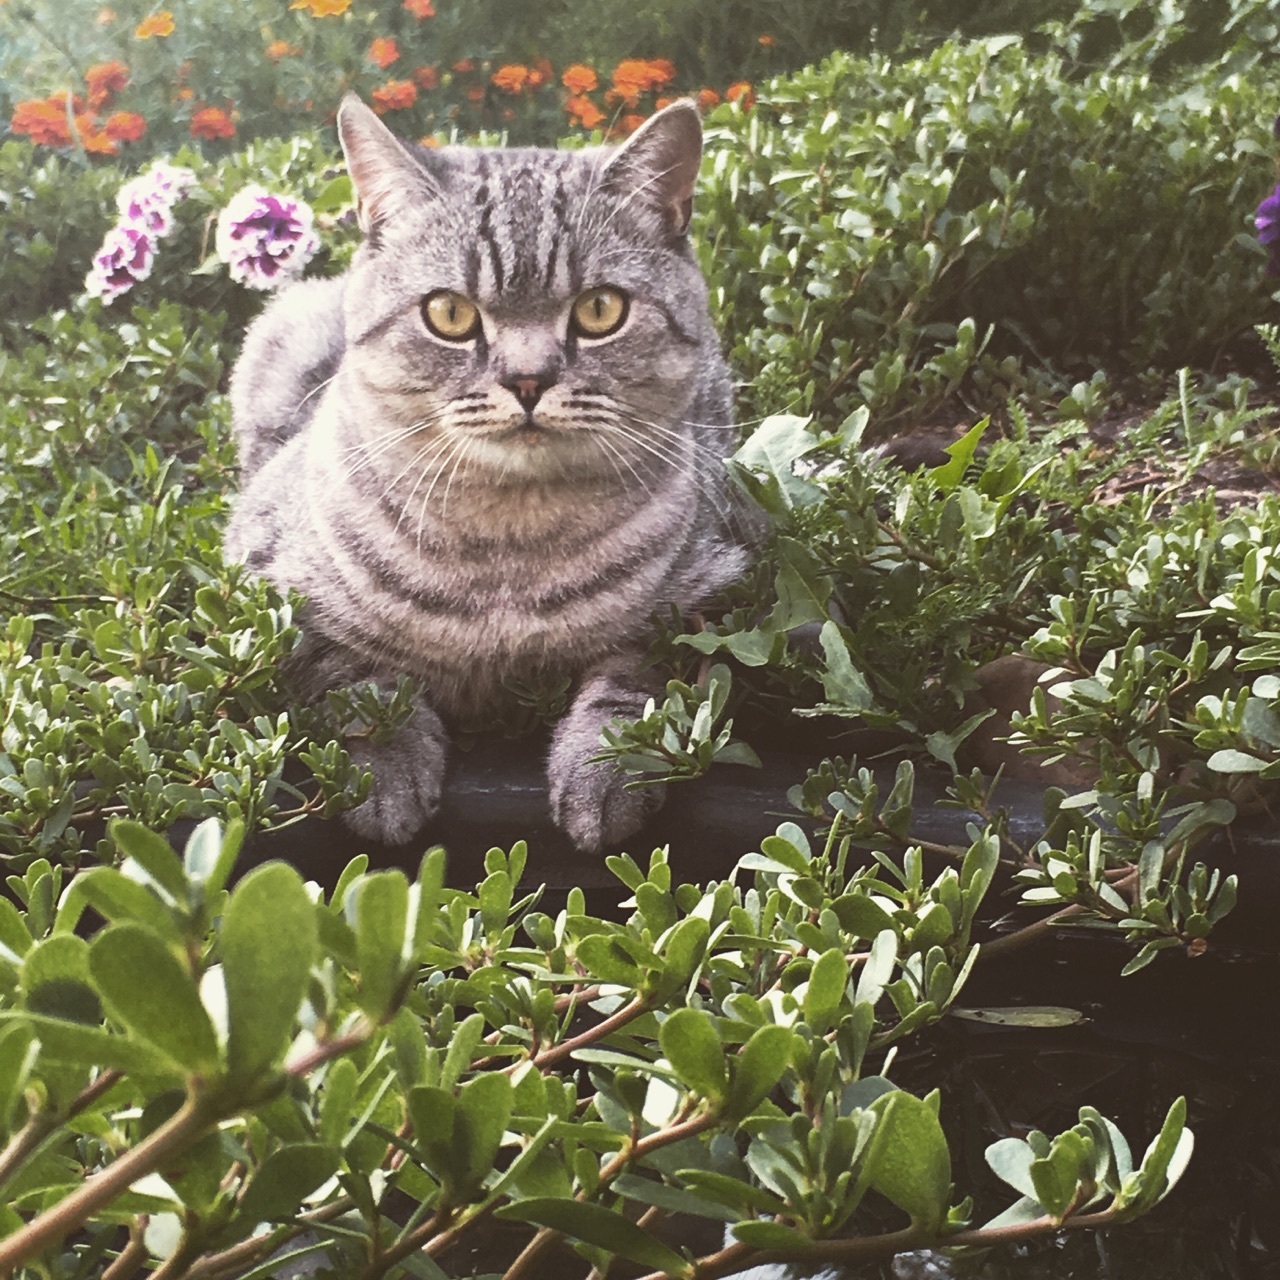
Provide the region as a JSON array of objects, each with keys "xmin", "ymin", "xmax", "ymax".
[
  {"xmin": 337, "ymin": 93, "xmax": 443, "ymax": 234},
  {"xmin": 603, "ymin": 99, "xmax": 702, "ymax": 237}
]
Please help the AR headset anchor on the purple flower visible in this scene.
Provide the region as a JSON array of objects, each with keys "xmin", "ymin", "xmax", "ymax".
[
  {"xmin": 1256, "ymin": 183, "xmax": 1280, "ymax": 277},
  {"xmin": 215, "ymin": 185, "xmax": 319, "ymax": 290},
  {"xmin": 84, "ymin": 223, "xmax": 155, "ymax": 303},
  {"xmin": 116, "ymin": 163, "xmax": 196, "ymax": 238}
]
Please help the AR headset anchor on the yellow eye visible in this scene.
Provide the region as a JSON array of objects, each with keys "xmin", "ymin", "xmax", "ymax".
[
  {"xmin": 422, "ymin": 291, "xmax": 480, "ymax": 341},
  {"xmin": 571, "ymin": 286, "xmax": 628, "ymax": 338}
]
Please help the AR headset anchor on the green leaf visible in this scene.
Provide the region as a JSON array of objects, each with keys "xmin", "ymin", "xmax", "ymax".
[
  {"xmin": 660, "ymin": 1007, "xmax": 727, "ymax": 1103},
  {"xmin": 803, "ymin": 947, "xmax": 849, "ymax": 1033},
  {"xmin": 61, "ymin": 868, "xmax": 181, "ymax": 942},
  {"xmin": 456, "ymin": 1071, "xmax": 514, "ymax": 1196},
  {"xmin": 88, "ymin": 923, "xmax": 219, "ymax": 1075},
  {"xmin": 611, "ymin": 1173, "xmax": 737, "ymax": 1222},
  {"xmin": 220, "ymin": 863, "xmax": 318, "ymax": 1090},
  {"xmin": 865, "ymin": 1090, "xmax": 952, "ymax": 1230},
  {"xmin": 576, "ymin": 934, "xmax": 643, "ymax": 987},
  {"xmin": 731, "ymin": 1220, "xmax": 812, "ymax": 1250},
  {"xmin": 109, "ymin": 819, "xmax": 187, "ymax": 903},
  {"xmin": 929, "ymin": 417, "xmax": 988, "ymax": 492},
  {"xmin": 183, "ymin": 818, "xmax": 242, "ymax": 899},
  {"xmin": 676, "ymin": 1168, "xmax": 787, "ymax": 1216},
  {"xmin": 817, "ymin": 621, "xmax": 875, "ymax": 712},
  {"xmin": 353, "ymin": 870, "xmax": 410, "ymax": 1020},
  {"xmin": 725, "ymin": 1023, "xmax": 792, "ymax": 1119},
  {"xmin": 0, "ymin": 1012, "xmax": 174, "ymax": 1075},
  {"xmin": 497, "ymin": 1198, "xmax": 691, "ymax": 1277},
  {"xmin": 232, "ymin": 1143, "xmax": 339, "ymax": 1229}
]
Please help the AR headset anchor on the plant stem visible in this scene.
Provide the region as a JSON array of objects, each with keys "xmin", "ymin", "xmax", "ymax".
[
  {"xmin": 101, "ymin": 1216, "xmax": 149, "ymax": 1280},
  {"xmin": 0, "ymin": 1069, "xmax": 122, "ymax": 1200},
  {"xmin": 0, "ymin": 1093, "xmax": 218, "ymax": 1273},
  {"xmin": 524, "ymin": 996, "xmax": 650, "ymax": 1073},
  {"xmin": 978, "ymin": 904, "xmax": 1088, "ymax": 959}
]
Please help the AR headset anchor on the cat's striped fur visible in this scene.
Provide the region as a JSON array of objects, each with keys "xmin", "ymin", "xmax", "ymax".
[{"xmin": 224, "ymin": 95, "xmax": 752, "ymax": 851}]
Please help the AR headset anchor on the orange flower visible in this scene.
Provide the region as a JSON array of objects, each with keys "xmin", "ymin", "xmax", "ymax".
[
  {"xmin": 289, "ymin": 0, "xmax": 351, "ymax": 15},
  {"xmin": 610, "ymin": 58, "xmax": 674, "ymax": 106},
  {"xmin": 175, "ymin": 86, "xmax": 194, "ymax": 102},
  {"xmin": 76, "ymin": 116, "xmax": 118, "ymax": 154},
  {"xmin": 403, "ymin": 0, "xmax": 435, "ymax": 16},
  {"xmin": 10, "ymin": 98, "xmax": 72, "ymax": 147},
  {"xmin": 696, "ymin": 87, "xmax": 720, "ymax": 111},
  {"xmin": 490, "ymin": 64, "xmax": 530, "ymax": 94},
  {"xmin": 190, "ymin": 105, "xmax": 236, "ymax": 139},
  {"xmin": 86, "ymin": 60, "xmax": 129, "ymax": 109},
  {"xmin": 266, "ymin": 39, "xmax": 301, "ymax": 61},
  {"xmin": 464, "ymin": 84, "xmax": 486, "ymax": 102},
  {"xmin": 757, "ymin": 33, "xmax": 776, "ymax": 46},
  {"xmin": 618, "ymin": 112, "xmax": 646, "ymax": 135},
  {"xmin": 368, "ymin": 37, "xmax": 399, "ymax": 68},
  {"xmin": 528, "ymin": 57, "xmax": 553, "ymax": 88},
  {"xmin": 134, "ymin": 10, "xmax": 174, "ymax": 38},
  {"xmin": 418, "ymin": 134, "xmax": 442, "ymax": 147},
  {"xmin": 725, "ymin": 81, "xmax": 754, "ymax": 108},
  {"xmin": 371, "ymin": 79, "xmax": 417, "ymax": 113},
  {"xmin": 452, "ymin": 59, "xmax": 475, "ymax": 74},
  {"xmin": 565, "ymin": 93, "xmax": 604, "ymax": 129},
  {"xmin": 96, "ymin": 7, "xmax": 116, "ymax": 22},
  {"xmin": 412, "ymin": 64, "xmax": 439, "ymax": 90},
  {"xmin": 102, "ymin": 109, "xmax": 147, "ymax": 141},
  {"xmin": 561, "ymin": 64, "xmax": 597, "ymax": 94}
]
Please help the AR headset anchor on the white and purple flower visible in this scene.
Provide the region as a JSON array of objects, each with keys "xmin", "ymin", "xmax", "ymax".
[
  {"xmin": 115, "ymin": 162, "xmax": 197, "ymax": 237},
  {"xmin": 215, "ymin": 185, "xmax": 319, "ymax": 290},
  {"xmin": 1256, "ymin": 183, "xmax": 1280, "ymax": 277},
  {"xmin": 84, "ymin": 223, "xmax": 156, "ymax": 303}
]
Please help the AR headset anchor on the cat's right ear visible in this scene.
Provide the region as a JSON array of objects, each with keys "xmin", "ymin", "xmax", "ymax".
[{"xmin": 337, "ymin": 94, "xmax": 443, "ymax": 235}]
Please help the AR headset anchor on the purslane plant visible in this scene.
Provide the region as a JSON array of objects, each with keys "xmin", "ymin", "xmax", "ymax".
[{"xmin": 0, "ymin": 817, "xmax": 1193, "ymax": 1278}]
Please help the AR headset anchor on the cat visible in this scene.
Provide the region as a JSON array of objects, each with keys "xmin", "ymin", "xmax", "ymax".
[{"xmin": 223, "ymin": 93, "xmax": 754, "ymax": 853}]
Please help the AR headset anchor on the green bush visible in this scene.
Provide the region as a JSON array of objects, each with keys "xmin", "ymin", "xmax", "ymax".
[
  {"xmin": 699, "ymin": 40, "xmax": 1276, "ymax": 430},
  {"xmin": 0, "ymin": 817, "xmax": 1193, "ymax": 1277}
]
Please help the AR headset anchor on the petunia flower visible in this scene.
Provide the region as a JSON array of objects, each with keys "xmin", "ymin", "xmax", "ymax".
[
  {"xmin": 216, "ymin": 185, "xmax": 319, "ymax": 290},
  {"xmin": 85, "ymin": 223, "xmax": 155, "ymax": 302},
  {"xmin": 116, "ymin": 162, "xmax": 196, "ymax": 237},
  {"xmin": 1256, "ymin": 183, "xmax": 1280, "ymax": 276}
]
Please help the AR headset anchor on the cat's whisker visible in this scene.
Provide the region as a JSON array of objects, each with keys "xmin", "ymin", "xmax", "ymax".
[
  {"xmin": 590, "ymin": 431, "xmax": 654, "ymax": 497},
  {"xmin": 387, "ymin": 431, "xmax": 463, "ymax": 522},
  {"xmin": 342, "ymin": 415, "xmax": 446, "ymax": 476},
  {"xmin": 413, "ymin": 433, "xmax": 472, "ymax": 549},
  {"xmin": 437, "ymin": 434, "xmax": 478, "ymax": 519},
  {"xmin": 288, "ymin": 373, "xmax": 338, "ymax": 423}
]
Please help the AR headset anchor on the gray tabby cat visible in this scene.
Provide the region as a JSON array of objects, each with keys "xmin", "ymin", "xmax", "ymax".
[{"xmin": 224, "ymin": 94, "xmax": 752, "ymax": 852}]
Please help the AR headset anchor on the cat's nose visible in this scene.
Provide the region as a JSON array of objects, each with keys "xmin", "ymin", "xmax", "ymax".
[{"xmin": 502, "ymin": 372, "xmax": 556, "ymax": 413}]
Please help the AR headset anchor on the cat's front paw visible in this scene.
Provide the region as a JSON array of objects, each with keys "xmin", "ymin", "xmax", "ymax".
[
  {"xmin": 548, "ymin": 755, "xmax": 666, "ymax": 854},
  {"xmin": 547, "ymin": 664, "xmax": 665, "ymax": 853},
  {"xmin": 341, "ymin": 704, "xmax": 449, "ymax": 846}
]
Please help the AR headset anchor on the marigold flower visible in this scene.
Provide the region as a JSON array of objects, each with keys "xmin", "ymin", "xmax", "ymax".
[
  {"xmin": 412, "ymin": 65, "xmax": 439, "ymax": 90},
  {"xmin": 617, "ymin": 113, "xmax": 646, "ymax": 136},
  {"xmin": 491, "ymin": 64, "xmax": 530, "ymax": 94},
  {"xmin": 452, "ymin": 59, "xmax": 475, "ymax": 74},
  {"xmin": 86, "ymin": 61, "xmax": 129, "ymax": 109},
  {"xmin": 11, "ymin": 98, "xmax": 72, "ymax": 147},
  {"xmin": 1257, "ymin": 184, "xmax": 1280, "ymax": 276},
  {"xmin": 564, "ymin": 94, "xmax": 604, "ymax": 129},
  {"xmin": 610, "ymin": 58, "xmax": 674, "ymax": 106},
  {"xmin": 85, "ymin": 223, "xmax": 155, "ymax": 302},
  {"xmin": 696, "ymin": 87, "xmax": 720, "ymax": 111},
  {"xmin": 403, "ymin": 0, "xmax": 435, "ymax": 16},
  {"xmin": 368, "ymin": 37, "xmax": 399, "ymax": 68},
  {"xmin": 76, "ymin": 117, "xmax": 118, "ymax": 155},
  {"xmin": 757, "ymin": 32, "xmax": 776, "ymax": 46},
  {"xmin": 725, "ymin": 80, "xmax": 754, "ymax": 108},
  {"xmin": 289, "ymin": 0, "xmax": 351, "ymax": 15},
  {"xmin": 418, "ymin": 134, "xmax": 441, "ymax": 148},
  {"xmin": 266, "ymin": 40, "xmax": 301, "ymax": 61},
  {"xmin": 190, "ymin": 106, "xmax": 236, "ymax": 139},
  {"xmin": 134, "ymin": 10, "xmax": 174, "ymax": 38},
  {"xmin": 371, "ymin": 79, "xmax": 417, "ymax": 113},
  {"xmin": 216, "ymin": 185, "xmax": 320, "ymax": 290},
  {"xmin": 561, "ymin": 63, "xmax": 597, "ymax": 95},
  {"xmin": 464, "ymin": 84, "xmax": 486, "ymax": 102},
  {"xmin": 102, "ymin": 110, "xmax": 147, "ymax": 142},
  {"xmin": 528, "ymin": 57, "xmax": 553, "ymax": 88}
]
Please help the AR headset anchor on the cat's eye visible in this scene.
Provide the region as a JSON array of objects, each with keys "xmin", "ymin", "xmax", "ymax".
[
  {"xmin": 571, "ymin": 287, "xmax": 629, "ymax": 338},
  {"xmin": 422, "ymin": 291, "xmax": 481, "ymax": 341}
]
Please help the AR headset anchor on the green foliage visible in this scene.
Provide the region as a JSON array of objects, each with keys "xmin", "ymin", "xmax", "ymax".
[
  {"xmin": 698, "ymin": 38, "xmax": 1276, "ymax": 430},
  {"xmin": 0, "ymin": 821, "xmax": 1192, "ymax": 1276}
]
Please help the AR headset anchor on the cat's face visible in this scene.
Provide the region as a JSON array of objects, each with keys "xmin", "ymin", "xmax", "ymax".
[{"xmin": 335, "ymin": 96, "xmax": 719, "ymax": 484}]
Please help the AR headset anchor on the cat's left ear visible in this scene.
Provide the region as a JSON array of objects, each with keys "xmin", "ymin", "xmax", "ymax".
[
  {"xmin": 603, "ymin": 99, "xmax": 702, "ymax": 237},
  {"xmin": 337, "ymin": 93, "xmax": 444, "ymax": 234}
]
